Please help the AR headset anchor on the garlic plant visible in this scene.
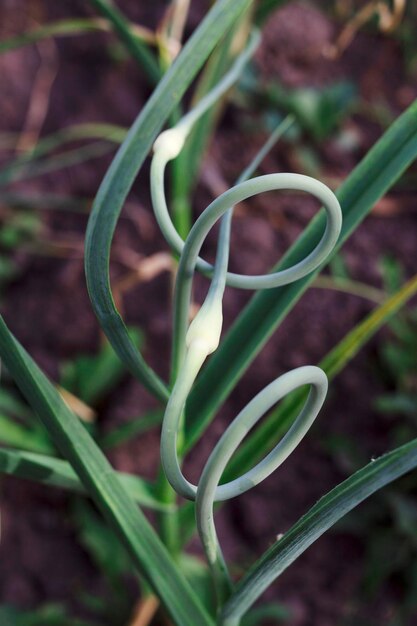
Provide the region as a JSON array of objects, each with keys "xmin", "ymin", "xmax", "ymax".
[
  {"xmin": 152, "ymin": 31, "xmax": 342, "ymax": 621},
  {"xmin": 2, "ymin": 2, "xmax": 417, "ymax": 625}
]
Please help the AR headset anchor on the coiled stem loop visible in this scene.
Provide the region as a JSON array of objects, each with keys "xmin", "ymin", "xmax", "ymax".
[{"xmin": 152, "ymin": 31, "xmax": 343, "ymax": 619}]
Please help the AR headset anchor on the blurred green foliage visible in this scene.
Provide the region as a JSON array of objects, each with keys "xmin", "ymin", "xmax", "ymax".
[
  {"xmin": 375, "ymin": 258, "xmax": 417, "ymax": 425},
  {"xmin": 0, "ymin": 604, "xmax": 96, "ymax": 626},
  {"xmin": 322, "ymin": 256, "xmax": 417, "ymax": 625}
]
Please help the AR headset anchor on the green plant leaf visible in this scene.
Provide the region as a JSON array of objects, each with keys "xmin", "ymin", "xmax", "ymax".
[
  {"xmin": 87, "ymin": 0, "xmax": 160, "ymax": 82},
  {"xmin": 321, "ymin": 275, "xmax": 417, "ymax": 379},
  {"xmin": 0, "ymin": 141, "xmax": 115, "ymax": 187},
  {"xmin": 0, "ymin": 212, "xmax": 42, "ymax": 249},
  {"xmin": 241, "ymin": 603, "xmax": 291, "ymax": 625},
  {"xmin": 220, "ymin": 438, "xmax": 417, "ymax": 625},
  {"xmin": 268, "ymin": 81, "xmax": 357, "ymax": 140},
  {"xmin": 61, "ymin": 331, "xmax": 142, "ymax": 406},
  {"xmin": 0, "ymin": 19, "xmax": 99, "ymax": 54},
  {"xmin": 84, "ymin": 0, "xmax": 254, "ymax": 402},
  {"xmin": 0, "ymin": 603, "xmax": 96, "ymax": 626},
  {"xmin": 0, "ymin": 317, "xmax": 213, "ymax": 626},
  {"xmin": 99, "ymin": 408, "xmax": 163, "ymax": 449},
  {"xmin": 0, "ymin": 388, "xmax": 34, "ymax": 423},
  {"xmin": 72, "ymin": 498, "xmax": 135, "ymax": 622},
  {"xmin": 0, "ymin": 122, "xmax": 126, "ymax": 156},
  {"xmin": 0, "ymin": 18, "xmax": 149, "ymax": 58},
  {"xmin": 0, "ymin": 416, "xmax": 53, "ymax": 454},
  {"xmin": 0, "ymin": 445, "xmax": 170, "ymax": 511},
  {"xmin": 73, "ymin": 498, "xmax": 132, "ymax": 578},
  {"xmin": 185, "ymin": 99, "xmax": 417, "ymax": 451},
  {"xmin": 179, "ymin": 554, "xmax": 216, "ymax": 614},
  {"xmin": 329, "ymin": 251, "xmax": 350, "ymax": 279},
  {"xmin": 375, "ymin": 393, "xmax": 417, "ymax": 416},
  {"xmin": 380, "ymin": 255, "xmax": 405, "ymax": 294}
]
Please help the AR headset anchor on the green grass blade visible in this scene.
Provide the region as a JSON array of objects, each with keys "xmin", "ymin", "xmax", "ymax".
[
  {"xmin": 84, "ymin": 0, "xmax": 254, "ymax": 402},
  {"xmin": 0, "ymin": 446, "xmax": 171, "ymax": 511},
  {"xmin": 321, "ymin": 274, "xmax": 417, "ymax": 378},
  {"xmin": 87, "ymin": 0, "xmax": 160, "ymax": 82},
  {"xmin": 0, "ymin": 122, "xmax": 126, "ymax": 202},
  {"xmin": 0, "ymin": 18, "xmax": 114, "ymax": 54},
  {"xmin": 0, "ymin": 415, "xmax": 53, "ymax": 454},
  {"xmin": 220, "ymin": 438, "xmax": 417, "ymax": 625},
  {"xmin": 0, "ymin": 388, "xmax": 34, "ymax": 422},
  {"xmin": 0, "ymin": 604, "xmax": 96, "ymax": 626},
  {"xmin": 242, "ymin": 603, "xmax": 291, "ymax": 625},
  {"xmin": 0, "ymin": 122, "xmax": 126, "ymax": 155},
  {"xmin": 185, "ymin": 99, "xmax": 417, "ymax": 449},
  {"xmin": 0, "ymin": 317, "xmax": 213, "ymax": 626},
  {"xmin": 0, "ymin": 141, "xmax": 115, "ymax": 186},
  {"xmin": 99, "ymin": 409, "xmax": 163, "ymax": 449},
  {"xmin": 312, "ymin": 275, "xmax": 385, "ymax": 303}
]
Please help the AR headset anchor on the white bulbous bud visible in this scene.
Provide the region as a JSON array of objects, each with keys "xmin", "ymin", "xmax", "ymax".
[
  {"xmin": 186, "ymin": 300, "xmax": 223, "ymax": 357},
  {"xmin": 153, "ymin": 127, "xmax": 187, "ymax": 160}
]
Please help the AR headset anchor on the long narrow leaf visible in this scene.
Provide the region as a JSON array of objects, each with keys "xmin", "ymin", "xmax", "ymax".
[
  {"xmin": 0, "ymin": 141, "xmax": 115, "ymax": 187},
  {"xmin": 0, "ymin": 416, "xmax": 53, "ymax": 454},
  {"xmin": 99, "ymin": 409, "xmax": 163, "ymax": 449},
  {"xmin": 84, "ymin": 0, "xmax": 254, "ymax": 402},
  {"xmin": 0, "ymin": 446, "xmax": 171, "ymax": 511},
  {"xmin": 0, "ymin": 18, "xmax": 115, "ymax": 54},
  {"xmin": 0, "ymin": 122, "xmax": 126, "ymax": 157},
  {"xmin": 220, "ymin": 438, "xmax": 417, "ymax": 625},
  {"xmin": 185, "ymin": 99, "xmax": 417, "ymax": 449},
  {"xmin": 0, "ymin": 316, "xmax": 213, "ymax": 626},
  {"xmin": 87, "ymin": 0, "xmax": 160, "ymax": 82}
]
